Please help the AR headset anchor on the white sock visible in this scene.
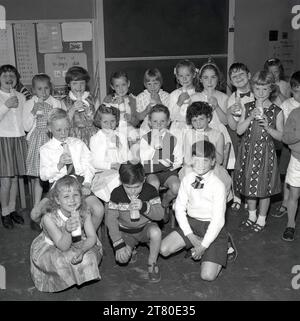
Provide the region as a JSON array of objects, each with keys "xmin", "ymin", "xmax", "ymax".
[
  {"xmin": 1, "ymin": 207, "xmax": 10, "ymax": 217},
  {"xmin": 256, "ymin": 215, "xmax": 266, "ymax": 226},
  {"xmin": 8, "ymin": 201, "xmax": 16, "ymax": 213},
  {"xmin": 248, "ymin": 210, "xmax": 257, "ymax": 222}
]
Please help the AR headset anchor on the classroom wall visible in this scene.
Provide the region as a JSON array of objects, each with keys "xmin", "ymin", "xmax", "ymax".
[
  {"xmin": 1, "ymin": 0, "xmax": 94, "ymax": 20},
  {"xmin": 234, "ymin": 0, "xmax": 299, "ymax": 76}
]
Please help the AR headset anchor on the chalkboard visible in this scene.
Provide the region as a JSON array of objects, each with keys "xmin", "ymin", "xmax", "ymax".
[
  {"xmin": 104, "ymin": 0, "xmax": 229, "ymax": 58},
  {"xmin": 106, "ymin": 57, "xmax": 228, "ymax": 95}
]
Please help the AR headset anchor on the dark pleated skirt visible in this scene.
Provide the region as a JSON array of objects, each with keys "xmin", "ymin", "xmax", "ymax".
[{"xmin": 0, "ymin": 136, "xmax": 27, "ymax": 177}]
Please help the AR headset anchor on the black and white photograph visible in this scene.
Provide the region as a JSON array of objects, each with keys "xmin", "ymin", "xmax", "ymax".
[{"xmin": 0, "ymin": 0, "xmax": 300, "ymax": 307}]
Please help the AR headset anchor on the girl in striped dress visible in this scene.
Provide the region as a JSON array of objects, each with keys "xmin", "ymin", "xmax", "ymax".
[{"xmin": 23, "ymin": 74, "xmax": 63, "ymax": 209}]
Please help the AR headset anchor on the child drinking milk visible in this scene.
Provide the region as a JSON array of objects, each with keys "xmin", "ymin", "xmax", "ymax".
[
  {"xmin": 136, "ymin": 68, "xmax": 170, "ymax": 134},
  {"xmin": 103, "ymin": 71, "xmax": 139, "ymax": 141},
  {"xmin": 234, "ymin": 70, "xmax": 283, "ymax": 232},
  {"xmin": 30, "ymin": 175, "xmax": 102, "ymax": 292},
  {"xmin": 90, "ymin": 105, "xmax": 131, "ymax": 202},
  {"xmin": 23, "ymin": 74, "xmax": 63, "ymax": 209},
  {"xmin": 61, "ymin": 66, "xmax": 99, "ymax": 146},
  {"xmin": 0, "ymin": 64, "xmax": 27, "ymax": 229}
]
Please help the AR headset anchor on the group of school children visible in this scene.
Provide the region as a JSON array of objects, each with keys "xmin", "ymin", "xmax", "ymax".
[{"xmin": 0, "ymin": 56, "xmax": 300, "ymax": 292}]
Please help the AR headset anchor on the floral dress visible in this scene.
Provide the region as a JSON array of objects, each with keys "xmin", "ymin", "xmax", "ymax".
[
  {"xmin": 30, "ymin": 209, "xmax": 102, "ymax": 292},
  {"xmin": 233, "ymin": 101, "xmax": 281, "ymax": 198}
]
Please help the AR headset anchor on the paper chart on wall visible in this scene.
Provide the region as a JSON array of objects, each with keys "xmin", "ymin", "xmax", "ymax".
[
  {"xmin": 44, "ymin": 53, "xmax": 88, "ymax": 86},
  {"xmin": 61, "ymin": 22, "xmax": 92, "ymax": 41},
  {"xmin": 14, "ymin": 23, "xmax": 38, "ymax": 85},
  {"xmin": 0, "ymin": 23, "xmax": 16, "ymax": 67},
  {"xmin": 37, "ymin": 23, "xmax": 63, "ymax": 53}
]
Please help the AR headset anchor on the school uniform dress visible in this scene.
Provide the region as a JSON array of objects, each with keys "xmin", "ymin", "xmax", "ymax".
[
  {"xmin": 139, "ymin": 129, "xmax": 182, "ymax": 184},
  {"xmin": 234, "ymin": 101, "xmax": 281, "ymax": 197},
  {"xmin": 30, "ymin": 209, "xmax": 102, "ymax": 292},
  {"xmin": 40, "ymin": 137, "xmax": 94, "ymax": 185},
  {"xmin": 23, "ymin": 96, "xmax": 62, "ymax": 177},
  {"xmin": 0, "ymin": 90, "xmax": 27, "ymax": 176},
  {"xmin": 190, "ymin": 90, "xmax": 235, "ymax": 169},
  {"xmin": 282, "ymin": 107, "xmax": 300, "ymax": 187},
  {"xmin": 90, "ymin": 129, "xmax": 130, "ymax": 202},
  {"xmin": 62, "ymin": 91, "xmax": 98, "ymax": 146},
  {"xmin": 226, "ymin": 90, "xmax": 255, "ymax": 156},
  {"xmin": 106, "ymin": 183, "xmax": 164, "ymax": 248},
  {"xmin": 279, "ymin": 98, "xmax": 300, "ymax": 175},
  {"xmin": 174, "ymin": 171, "xmax": 228, "ymax": 267},
  {"xmin": 169, "ymin": 87, "xmax": 196, "ymax": 139},
  {"xmin": 180, "ymin": 128, "xmax": 232, "ymax": 201},
  {"xmin": 136, "ymin": 89, "xmax": 170, "ymax": 135}
]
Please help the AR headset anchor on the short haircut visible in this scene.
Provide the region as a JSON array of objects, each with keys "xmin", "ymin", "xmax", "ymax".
[
  {"xmin": 47, "ymin": 108, "xmax": 69, "ymax": 126},
  {"xmin": 65, "ymin": 66, "xmax": 90, "ymax": 85},
  {"xmin": 32, "ymin": 73, "xmax": 52, "ymax": 88},
  {"xmin": 290, "ymin": 71, "xmax": 300, "ymax": 89},
  {"xmin": 186, "ymin": 101, "xmax": 212, "ymax": 125},
  {"xmin": 93, "ymin": 104, "xmax": 120, "ymax": 128},
  {"xmin": 228, "ymin": 62, "xmax": 250, "ymax": 78},
  {"xmin": 264, "ymin": 58, "xmax": 285, "ymax": 80},
  {"xmin": 148, "ymin": 104, "xmax": 170, "ymax": 120},
  {"xmin": 119, "ymin": 161, "xmax": 145, "ymax": 184},
  {"xmin": 144, "ymin": 68, "xmax": 163, "ymax": 85},
  {"xmin": 251, "ymin": 70, "xmax": 275, "ymax": 86},
  {"xmin": 192, "ymin": 140, "xmax": 216, "ymax": 160},
  {"xmin": 110, "ymin": 71, "xmax": 129, "ymax": 86},
  {"xmin": 0, "ymin": 64, "xmax": 21, "ymax": 82}
]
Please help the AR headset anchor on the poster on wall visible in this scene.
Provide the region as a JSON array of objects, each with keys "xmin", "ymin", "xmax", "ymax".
[
  {"xmin": 44, "ymin": 52, "xmax": 88, "ymax": 86},
  {"xmin": 37, "ymin": 23, "xmax": 63, "ymax": 53},
  {"xmin": 13, "ymin": 23, "xmax": 38, "ymax": 85},
  {"xmin": 61, "ymin": 22, "xmax": 92, "ymax": 41},
  {"xmin": 0, "ymin": 23, "xmax": 15, "ymax": 67}
]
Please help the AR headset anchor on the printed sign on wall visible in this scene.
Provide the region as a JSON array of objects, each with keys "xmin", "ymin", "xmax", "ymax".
[{"xmin": 44, "ymin": 53, "xmax": 87, "ymax": 86}]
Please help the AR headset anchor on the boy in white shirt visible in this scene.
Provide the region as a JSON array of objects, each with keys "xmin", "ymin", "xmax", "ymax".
[
  {"xmin": 160, "ymin": 140, "xmax": 228, "ymax": 281},
  {"xmin": 31, "ymin": 108, "xmax": 104, "ymax": 231}
]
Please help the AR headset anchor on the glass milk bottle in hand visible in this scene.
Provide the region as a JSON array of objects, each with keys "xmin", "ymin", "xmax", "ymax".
[
  {"xmin": 129, "ymin": 195, "xmax": 140, "ymax": 222},
  {"xmin": 71, "ymin": 210, "xmax": 82, "ymax": 243},
  {"xmin": 76, "ymin": 92, "xmax": 85, "ymax": 112},
  {"xmin": 255, "ymin": 100, "xmax": 264, "ymax": 120},
  {"xmin": 233, "ymin": 94, "xmax": 242, "ymax": 117}
]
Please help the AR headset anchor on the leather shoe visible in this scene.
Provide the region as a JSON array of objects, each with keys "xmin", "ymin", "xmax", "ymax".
[
  {"xmin": 10, "ymin": 211, "xmax": 24, "ymax": 225},
  {"xmin": 1, "ymin": 215, "xmax": 14, "ymax": 229}
]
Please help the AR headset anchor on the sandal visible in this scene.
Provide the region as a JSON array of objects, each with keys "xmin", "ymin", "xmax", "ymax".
[
  {"xmin": 231, "ymin": 202, "xmax": 241, "ymax": 211},
  {"xmin": 272, "ymin": 204, "xmax": 287, "ymax": 218},
  {"xmin": 227, "ymin": 232, "xmax": 238, "ymax": 262},
  {"xmin": 148, "ymin": 263, "xmax": 161, "ymax": 283},
  {"xmin": 251, "ymin": 223, "xmax": 266, "ymax": 233},
  {"xmin": 239, "ymin": 218, "xmax": 254, "ymax": 231}
]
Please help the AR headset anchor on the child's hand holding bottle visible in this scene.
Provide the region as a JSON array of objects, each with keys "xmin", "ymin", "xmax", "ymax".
[
  {"xmin": 177, "ymin": 90, "xmax": 190, "ymax": 107},
  {"xmin": 230, "ymin": 95, "xmax": 242, "ymax": 117},
  {"xmin": 5, "ymin": 85, "xmax": 18, "ymax": 109},
  {"xmin": 74, "ymin": 92, "xmax": 85, "ymax": 112},
  {"xmin": 129, "ymin": 195, "xmax": 142, "ymax": 221},
  {"xmin": 207, "ymin": 89, "xmax": 218, "ymax": 111}
]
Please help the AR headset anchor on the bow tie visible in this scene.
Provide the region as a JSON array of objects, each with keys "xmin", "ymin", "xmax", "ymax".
[
  {"xmin": 239, "ymin": 92, "xmax": 251, "ymax": 98},
  {"xmin": 191, "ymin": 176, "xmax": 204, "ymax": 189}
]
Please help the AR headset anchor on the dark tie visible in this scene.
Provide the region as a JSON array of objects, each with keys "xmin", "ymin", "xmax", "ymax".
[
  {"xmin": 240, "ymin": 92, "xmax": 251, "ymax": 98},
  {"xmin": 61, "ymin": 143, "xmax": 75, "ymax": 175},
  {"xmin": 191, "ymin": 176, "xmax": 204, "ymax": 189}
]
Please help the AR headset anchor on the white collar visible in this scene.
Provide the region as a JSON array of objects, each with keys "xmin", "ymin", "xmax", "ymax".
[
  {"xmin": 57, "ymin": 209, "xmax": 69, "ymax": 222},
  {"xmin": 192, "ymin": 169, "xmax": 213, "ymax": 181},
  {"xmin": 33, "ymin": 95, "xmax": 53, "ymax": 104}
]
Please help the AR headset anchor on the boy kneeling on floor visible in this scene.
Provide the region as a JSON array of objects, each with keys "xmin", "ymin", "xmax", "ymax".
[
  {"xmin": 160, "ymin": 140, "xmax": 228, "ymax": 281},
  {"xmin": 106, "ymin": 161, "xmax": 164, "ymax": 283}
]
